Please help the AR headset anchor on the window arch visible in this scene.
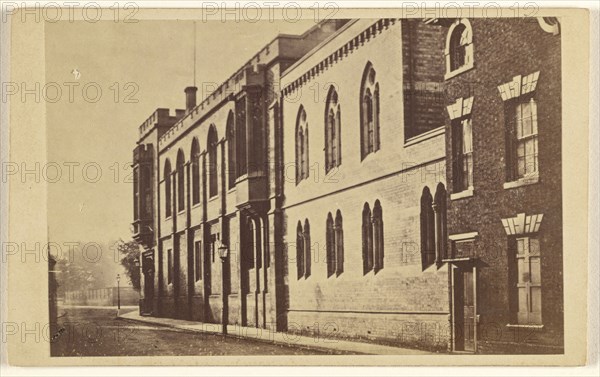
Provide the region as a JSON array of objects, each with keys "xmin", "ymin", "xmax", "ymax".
[
  {"xmin": 360, "ymin": 62, "xmax": 380, "ymax": 160},
  {"xmin": 334, "ymin": 210, "xmax": 344, "ymax": 275},
  {"xmin": 164, "ymin": 159, "xmax": 172, "ymax": 218},
  {"xmin": 445, "ymin": 19, "xmax": 474, "ymax": 76},
  {"xmin": 295, "ymin": 106, "xmax": 309, "ymax": 183},
  {"xmin": 325, "ymin": 86, "xmax": 342, "ymax": 172},
  {"xmin": 373, "ymin": 200, "xmax": 384, "ymax": 273},
  {"xmin": 207, "ymin": 125, "xmax": 218, "ymax": 198},
  {"xmin": 420, "ymin": 187, "xmax": 435, "ymax": 270},
  {"xmin": 362, "ymin": 202, "xmax": 373, "ymax": 274},
  {"xmin": 226, "ymin": 111, "xmax": 236, "ymax": 189},
  {"xmin": 176, "ymin": 149, "xmax": 185, "ymax": 212},
  {"xmin": 191, "ymin": 138, "xmax": 200, "ymax": 205}
]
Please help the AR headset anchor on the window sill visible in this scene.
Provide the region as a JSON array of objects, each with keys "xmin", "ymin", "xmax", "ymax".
[
  {"xmin": 191, "ymin": 202, "xmax": 201, "ymax": 209},
  {"xmin": 227, "ymin": 186, "xmax": 237, "ymax": 194},
  {"xmin": 444, "ymin": 63, "xmax": 474, "ymax": 80},
  {"xmin": 177, "ymin": 209, "xmax": 185, "ymax": 215},
  {"xmin": 404, "ymin": 126, "xmax": 445, "ymax": 147},
  {"xmin": 503, "ymin": 174, "xmax": 539, "ymax": 190},
  {"xmin": 208, "ymin": 195, "xmax": 219, "ymax": 202},
  {"xmin": 506, "ymin": 324, "xmax": 544, "ymax": 330},
  {"xmin": 450, "ymin": 188, "xmax": 474, "ymax": 201}
]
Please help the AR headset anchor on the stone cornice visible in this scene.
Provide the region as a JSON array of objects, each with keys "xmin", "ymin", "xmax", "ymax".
[{"xmin": 282, "ymin": 19, "xmax": 398, "ymax": 96}]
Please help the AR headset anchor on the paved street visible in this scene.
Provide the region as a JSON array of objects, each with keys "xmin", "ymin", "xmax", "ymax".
[{"xmin": 50, "ymin": 307, "xmax": 355, "ymax": 356}]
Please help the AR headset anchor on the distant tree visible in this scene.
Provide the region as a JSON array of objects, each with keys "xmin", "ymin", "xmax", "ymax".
[{"xmin": 117, "ymin": 239, "xmax": 141, "ymax": 291}]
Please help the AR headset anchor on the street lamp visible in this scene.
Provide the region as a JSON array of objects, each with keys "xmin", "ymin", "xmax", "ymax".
[
  {"xmin": 217, "ymin": 240, "xmax": 229, "ymax": 335},
  {"xmin": 116, "ymin": 273, "xmax": 121, "ymax": 310}
]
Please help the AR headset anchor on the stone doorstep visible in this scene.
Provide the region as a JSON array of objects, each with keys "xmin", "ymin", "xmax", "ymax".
[{"xmin": 117, "ymin": 311, "xmax": 433, "ymax": 356}]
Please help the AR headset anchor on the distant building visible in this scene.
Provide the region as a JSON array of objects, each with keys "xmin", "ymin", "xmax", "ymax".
[
  {"xmin": 131, "ymin": 17, "xmax": 562, "ymax": 354},
  {"xmin": 64, "ymin": 286, "xmax": 139, "ymax": 307}
]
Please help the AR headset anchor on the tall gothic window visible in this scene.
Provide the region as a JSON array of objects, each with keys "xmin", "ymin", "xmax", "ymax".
[
  {"xmin": 334, "ymin": 210, "xmax": 344, "ymax": 275},
  {"xmin": 296, "ymin": 106, "xmax": 309, "ymax": 183},
  {"xmin": 226, "ymin": 111, "xmax": 236, "ymax": 189},
  {"xmin": 191, "ymin": 138, "xmax": 200, "ymax": 205},
  {"xmin": 362, "ymin": 203, "xmax": 374, "ymax": 274},
  {"xmin": 360, "ymin": 62, "xmax": 380, "ymax": 160},
  {"xmin": 325, "ymin": 86, "xmax": 342, "ymax": 172},
  {"xmin": 296, "ymin": 220, "xmax": 311, "ymax": 279},
  {"xmin": 164, "ymin": 159, "xmax": 172, "ymax": 218},
  {"xmin": 176, "ymin": 149, "xmax": 185, "ymax": 212},
  {"xmin": 326, "ymin": 211, "xmax": 344, "ymax": 277},
  {"xmin": 373, "ymin": 200, "xmax": 384, "ymax": 273},
  {"xmin": 207, "ymin": 125, "xmax": 218, "ymax": 198},
  {"xmin": 420, "ymin": 187, "xmax": 435, "ymax": 270}
]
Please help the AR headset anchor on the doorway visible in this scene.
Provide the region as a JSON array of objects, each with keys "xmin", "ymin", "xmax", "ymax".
[{"xmin": 453, "ymin": 265, "xmax": 477, "ymax": 352}]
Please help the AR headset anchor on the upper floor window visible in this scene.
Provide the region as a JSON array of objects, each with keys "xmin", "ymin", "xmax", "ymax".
[
  {"xmin": 296, "ymin": 219, "xmax": 311, "ymax": 279},
  {"xmin": 207, "ymin": 125, "xmax": 218, "ymax": 198},
  {"xmin": 510, "ymin": 98, "xmax": 539, "ymax": 180},
  {"xmin": 295, "ymin": 106, "xmax": 309, "ymax": 183},
  {"xmin": 445, "ymin": 19, "xmax": 474, "ymax": 78},
  {"xmin": 325, "ymin": 86, "xmax": 342, "ymax": 172},
  {"xmin": 360, "ymin": 63, "xmax": 380, "ymax": 160},
  {"xmin": 191, "ymin": 138, "xmax": 200, "ymax": 205},
  {"xmin": 176, "ymin": 149, "xmax": 185, "ymax": 212},
  {"xmin": 164, "ymin": 159, "xmax": 172, "ymax": 218},
  {"xmin": 452, "ymin": 117, "xmax": 474, "ymax": 192},
  {"xmin": 226, "ymin": 111, "xmax": 236, "ymax": 189}
]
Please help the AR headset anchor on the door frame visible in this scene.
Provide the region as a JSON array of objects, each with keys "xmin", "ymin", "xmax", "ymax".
[{"xmin": 451, "ymin": 261, "xmax": 478, "ymax": 353}]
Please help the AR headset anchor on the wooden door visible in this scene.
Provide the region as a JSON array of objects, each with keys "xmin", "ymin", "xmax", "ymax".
[{"xmin": 454, "ymin": 266, "xmax": 475, "ymax": 352}]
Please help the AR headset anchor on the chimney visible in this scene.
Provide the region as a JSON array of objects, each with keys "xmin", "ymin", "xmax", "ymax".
[{"xmin": 184, "ymin": 86, "xmax": 198, "ymax": 113}]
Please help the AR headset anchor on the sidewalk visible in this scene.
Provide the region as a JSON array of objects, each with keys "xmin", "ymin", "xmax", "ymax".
[{"xmin": 118, "ymin": 311, "xmax": 433, "ymax": 355}]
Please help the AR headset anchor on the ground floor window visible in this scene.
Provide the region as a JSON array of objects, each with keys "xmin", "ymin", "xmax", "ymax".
[{"xmin": 513, "ymin": 236, "xmax": 542, "ymax": 325}]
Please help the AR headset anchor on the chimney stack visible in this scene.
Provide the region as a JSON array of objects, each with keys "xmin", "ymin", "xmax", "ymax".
[{"xmin": 185, "ymin": 86, "xmax": 198, "ymax": 113}]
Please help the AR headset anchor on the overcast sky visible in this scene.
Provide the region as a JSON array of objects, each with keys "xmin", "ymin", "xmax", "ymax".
[{"xmin": 45, "ymin": 18, "xmax": 318, "ymax": 247}]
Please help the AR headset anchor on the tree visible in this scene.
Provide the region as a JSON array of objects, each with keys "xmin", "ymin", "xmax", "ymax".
[{"xmin": 117, "ymin": 239, "xmax": 141, "ymax": 291}]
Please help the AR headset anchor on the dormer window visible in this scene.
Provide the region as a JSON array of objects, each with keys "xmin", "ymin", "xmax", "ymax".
[{"xmin": 445, "ymin": 19, "xmax": 474, "ymax": 79}]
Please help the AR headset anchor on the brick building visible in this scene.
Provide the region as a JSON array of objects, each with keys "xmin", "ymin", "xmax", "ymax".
[
  {"xmin": 131, "ymin": 17, "xmax": 563, "ymax": 354},
  {"xmin": 436, "ymin": 17, "xmax": 563, "ymax": 353}
]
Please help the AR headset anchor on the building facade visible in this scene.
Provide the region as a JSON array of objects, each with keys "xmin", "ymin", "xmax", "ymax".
[{"xmin": 131, "ymin": 17, "xmax": 562, "ymax": 354}]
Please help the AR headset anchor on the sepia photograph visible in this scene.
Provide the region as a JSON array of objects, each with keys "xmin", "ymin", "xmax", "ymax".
[{"xmin": 0, "ymin": 2, "xmax": 595, "ymax": 372}]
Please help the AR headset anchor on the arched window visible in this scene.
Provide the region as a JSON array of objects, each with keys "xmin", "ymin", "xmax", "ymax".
[
  {"xmin": 373, "ymin": 200, "xmax": 384, "ymax": 273},
  {"xmin": 164, "ymin": 159, "xmax": 172, "ymax": 218},
  {"xmin": 296, "ymin": 221, "xmax": 304, "ymax": 279},
  {"xmin": 360, "ymin": 63, "xmax": 380, "ymax": 160},
  {"xmin": 445, "ymin": 19, "xmax": 473, "ymax": 76},
  {"xmin": 362, "ymin": 203, "xmax": 374, "ymax": 274},
  {"xmin": 326, "ymin": 213, "xmax": 335, "ymax": 277},
  {"xmin": 303, "ymin": 219, "xmax": 311, "ymax": 278},
  {"xmin": 226, "ymin": 111, "xmax": 236, "ymax": 189},
  {"xmin": 434, "ymin": 183, "xmax": 448, "ymax": 261},
  {"xmin": 191, "ymin": 138, "xmax": 200, "ymax": 205},
  {"xmin": 176, "ymin": 149, "xmax": 185, "ymax": 212},
  {"xmin": 207, "ymin": 125, "xmax": 218, "ymax": 198},
  {"xmin": 420, "ymin": 187, "xmax": 435, "ymax": 270},
  {"xmin": 295, "ymin": 106, "xmax": 309, "ymax": 183},
  {"xmin": 334, "ymin": 210, "xmax": 344, "ymax": 275},
  {"xmin": 325, "ymin": 86, "xmax": 342, "ymax": 172}
]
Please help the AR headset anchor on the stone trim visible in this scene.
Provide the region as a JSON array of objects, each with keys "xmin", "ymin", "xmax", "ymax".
[
  {"xmin": 501, "ymin": 213, "xmax": 544, "ymax": 236},
  {"xmin": 446, "ymin": 96, "xmax": 474, "ymax": 120},
  {"xmin": 497, "ymin": 71, "xmax": 540, "ymax": 101}
]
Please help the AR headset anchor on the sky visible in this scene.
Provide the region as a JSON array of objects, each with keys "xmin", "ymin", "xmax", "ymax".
[{"xmin": 45, "ymin": 18, "xmax": 318, "ymax": 248}]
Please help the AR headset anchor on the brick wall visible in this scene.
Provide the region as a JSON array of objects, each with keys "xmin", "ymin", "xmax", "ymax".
[{"xmin": 443, "ymin": 18, "xmax": 563, "ymax": 353}]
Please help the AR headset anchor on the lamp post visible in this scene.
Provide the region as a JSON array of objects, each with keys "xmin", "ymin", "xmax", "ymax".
[
  {"xmin": 217, "ymin": 241, "xmax": 229, "ymax": 335},
  {"xmin": 116, "ymin": 273, "xmax": 121, "ymax": 310}
]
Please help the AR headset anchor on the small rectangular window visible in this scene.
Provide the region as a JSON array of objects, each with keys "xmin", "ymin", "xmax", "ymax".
[{"xmin": 452, "ymin": 117, "xmax": 473, "ymax": 192}]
